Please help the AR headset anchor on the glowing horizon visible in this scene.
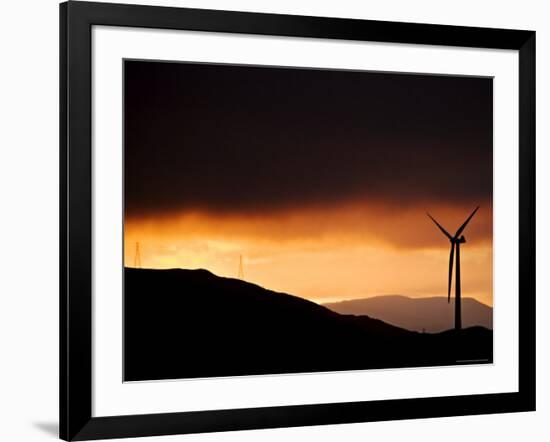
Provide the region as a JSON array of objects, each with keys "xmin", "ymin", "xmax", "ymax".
[{"xmin": 124, "ymin": 201, "xmax": 493, "ymax": 307}]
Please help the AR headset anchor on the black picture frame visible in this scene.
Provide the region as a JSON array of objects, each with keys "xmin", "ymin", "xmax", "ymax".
[{"xmin": 60, "ymin": 1, "xmax": 536, "ymax": 440}]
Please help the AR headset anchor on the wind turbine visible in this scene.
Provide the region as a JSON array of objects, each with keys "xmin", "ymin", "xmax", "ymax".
[{"xmin": 427, "ymin": 206, "xmax": 479, "ymax": 331}]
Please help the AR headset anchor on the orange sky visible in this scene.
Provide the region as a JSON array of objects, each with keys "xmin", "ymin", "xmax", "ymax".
[{"xmin": 124, "ymin": 200, "xmax": 492, "ymax": 306}]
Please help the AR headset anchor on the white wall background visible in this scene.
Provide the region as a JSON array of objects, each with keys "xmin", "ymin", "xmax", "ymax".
[{"xmin": 0, "ymin": 0, "xmax": 547, "ymax": 441}]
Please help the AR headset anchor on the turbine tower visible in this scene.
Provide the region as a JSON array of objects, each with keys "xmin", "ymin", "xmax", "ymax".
[
  {"xmin": 427, "ymin": 206, "xmax": 479, "ymax": 331},
  {"xmin": 237, "ymin": 254, "xmax": 245, "ymax": 280},
  {"xmin": 134, "ymin": 241, "xmax": 142, "ymax": 268}
]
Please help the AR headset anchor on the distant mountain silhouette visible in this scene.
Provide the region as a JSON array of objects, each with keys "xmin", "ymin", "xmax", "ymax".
[
  {"xmin": 324, "ymin": 295, "xmax": 492, "ymax": 333},
  {"xmin": 124, "ymin": 268, "xmax": 493, "ymax": 381}
]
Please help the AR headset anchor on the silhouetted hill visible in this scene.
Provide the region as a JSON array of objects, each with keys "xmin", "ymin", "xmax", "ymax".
[
  {"xmin": 124, "ymin": 268, "xmax": 493, "ymax": 381},
  {"xmin": 324, "ymin": 295, "xmax": 492, "ymax": 333}
]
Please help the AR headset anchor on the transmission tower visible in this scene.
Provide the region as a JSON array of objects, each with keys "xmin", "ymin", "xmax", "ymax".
[
  {"xmin": 237, "ymin": 254, "xmax": 244, "ymax": 280},
  {"xmin": 134, "ymin": 242, "xmax": 142, "ymax": 268}
]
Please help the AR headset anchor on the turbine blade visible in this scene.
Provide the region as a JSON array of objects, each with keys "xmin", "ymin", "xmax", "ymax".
[
  {"xmin": 454, "ymin": 206, "xmax": 480, "ymax": 238},
  {"xmin": 427, "ymin": 213, "xmax": 452, "ymax": 240},
  {"xmin": 448, "ymin": 243, "xmax": 455, "ymax": 303}
]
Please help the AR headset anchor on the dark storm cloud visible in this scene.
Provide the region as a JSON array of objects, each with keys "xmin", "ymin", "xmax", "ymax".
[{"xmin": 124, "ymin": 60, "xmax": 492, "ymax": 216}]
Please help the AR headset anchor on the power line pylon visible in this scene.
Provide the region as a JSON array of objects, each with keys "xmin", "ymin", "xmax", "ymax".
[
  {"xmin": 237, "ymin": 254, "xmax": 244, "ymax": 280},
  {"xmin": 134, "ymin": 242, "xmax": 142, "ymax": 268}
]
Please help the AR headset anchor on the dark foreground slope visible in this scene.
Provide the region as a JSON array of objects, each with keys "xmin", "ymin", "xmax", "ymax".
[
  {"xmin": 324, "ymin": 295, "xmax": 493, "ymax": 333},
  {"xmin": 124, "ymin": 268, "xmax": 492, "ymax": 381}
]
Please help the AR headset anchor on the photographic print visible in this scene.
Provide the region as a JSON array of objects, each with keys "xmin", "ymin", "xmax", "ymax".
[{"xmin": 123, "ymin": 60, "xmax": 493, "ymax": 382}]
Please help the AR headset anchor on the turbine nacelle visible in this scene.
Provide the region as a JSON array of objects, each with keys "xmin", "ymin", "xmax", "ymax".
[{"xmin": 453, "ymin": 235, "xmax": 466, "ymax": 244}]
